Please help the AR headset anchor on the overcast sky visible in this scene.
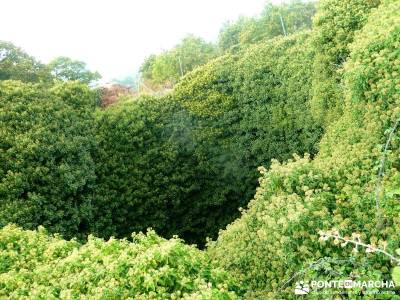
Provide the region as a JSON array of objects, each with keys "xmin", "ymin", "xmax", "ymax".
[{"xmin": 0, "ymin": 0, "xmax": 273, "ymax": 81}]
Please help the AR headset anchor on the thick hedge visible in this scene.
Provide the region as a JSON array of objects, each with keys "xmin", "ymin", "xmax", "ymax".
[
  {"xmin": 92, "ymin": 96, "xmax": 207, "ymax": 244},
  {"xmin": 209, "ymin": 0, "xmax": 400, "ymax": 298},
  {"xmin": 0, "ymin": 224, "xmax": 241, "ymax": 299},
  {"xmin": 171, "ymin": 32, "xmax": 322, "ymax": 244},
  {"xmin": 0, "ymin": 81, "xmax": 98, "ymax": 239},
  {"xmin": 310, "ymin": 0, "xmax": 381, "ymax": 125},
  {"xmin": 233, "ymin": 32, "xmax": 322, "ymax": 167}
]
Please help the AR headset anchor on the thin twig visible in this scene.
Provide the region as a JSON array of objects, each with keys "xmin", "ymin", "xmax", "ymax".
[{"xmin": 320, "ymin": 232, "xmax": 400, "ymax": 265}]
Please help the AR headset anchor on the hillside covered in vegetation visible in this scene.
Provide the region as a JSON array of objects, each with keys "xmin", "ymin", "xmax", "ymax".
[{"xmin": 0, "ymin": 0, "xmax": 399, "ymax": 298}]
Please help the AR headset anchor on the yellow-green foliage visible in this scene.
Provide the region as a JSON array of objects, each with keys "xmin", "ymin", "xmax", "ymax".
[
  {"xmin": 209, "ymin": 0, "xmax": 400, "ymax": 298},
  {"xmin": 234, "ymin": 32, "xmax": 321, "ymax": 163},
  {"xmin": 0, "ymin": 224, "xmax": 241, "ymax": 299},
  {"xmin": 0, "ymin": 81, "xmax": 98, "ymax": 239},
  {"xmin": 92, "ymin": 33, "xmax": 321, "ymax": 247},
  {"xmin": 173, "ymin": 54, "xmax": 237, "ymax": 117},
  {"xmin": 311, "ymin": 0, "xmax": 381, "ymax": 125},
  {"xmin": 0, "ymin": 32, "xmax": 322, "ymax": 249}
]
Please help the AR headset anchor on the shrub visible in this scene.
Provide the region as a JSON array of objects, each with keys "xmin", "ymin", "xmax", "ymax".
[
  {"xmin": 92, "ymin": 32, "xmax": 321, "ymax": 247},
  {"xmin": 0, "ymin": 224, "xmax": 241, "ymax": 299},
  {"xmin": 171, "ymin": 32, "xmax": 321, "ymax": 245},
  {"xmin": 310, "ymin": 0, "xmax": 381, "ymax": 125},
  {"xmin": 0, "ymin": 81, "xmax": 98, "ymax": 239},
  {"xmin": 0, "ymin": 32, "xmax": 321, "ymax": 248},
  {"xmin": 92, "ymin": 96, "xmax": 206, "ymax": 244}
]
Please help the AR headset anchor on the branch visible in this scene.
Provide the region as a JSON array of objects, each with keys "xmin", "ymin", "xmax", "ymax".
[{"xmin": 319, "ymin": 230, "xmax": 400, "ymax": 264}]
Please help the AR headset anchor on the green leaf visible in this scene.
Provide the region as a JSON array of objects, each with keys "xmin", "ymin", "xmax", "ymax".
[{"xmin": 392, "ymin": 267, "xmax": 400, "ymax": 286}]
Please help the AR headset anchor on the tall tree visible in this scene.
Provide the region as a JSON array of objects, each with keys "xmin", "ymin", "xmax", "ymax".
[
  {"xmin": 0, "ymin": 41, "xmax": 50, "ymax": 82},
  {"xmin": 48, "ymin": 56, "xmax": 101, "ymax": 84},
  {"xmin": 218, "ymin": 17, "xmax": 252, "ymax": 52},
  {"xmin": 140, "ymin": 35, "xmax": 217, "ymax": 89},
  {"xmin": 218, "ymin": 0, "xmax": 316, "ymax": 51}
]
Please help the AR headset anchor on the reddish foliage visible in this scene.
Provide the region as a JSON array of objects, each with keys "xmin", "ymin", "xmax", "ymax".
[{"xmin": 100, "ymin": 84, "xmax": 135, "ymax": 108}]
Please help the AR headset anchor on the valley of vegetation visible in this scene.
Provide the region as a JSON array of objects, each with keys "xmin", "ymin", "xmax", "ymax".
[{"xmin": 0, "ymin": 0, "xmax": 399, "ymax": 298}]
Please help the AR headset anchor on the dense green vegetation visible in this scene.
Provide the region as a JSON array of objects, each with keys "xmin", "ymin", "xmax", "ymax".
[
  {"xmin": 209, "ymin": 0, "xmax": 400, "ymax": 298},
  {"xmin": 92, "ymin": 96, "xmax": 203, "ymax": 243},
  {"xmin": 0, "ymin": 0, "xmax": 399, "ymax": 298},
  {"xmin": 0, "ymin": 224, "xmax": 242, "ymax": 299},
  {"xmin": 310, "ymin": 0, "xmax": 381, "ymax": 124},
  {"xmin": 0, "ymin": 81, "xmax": 98, "ymax": 239},
  {"xmin": 169, "ymin": 31, "xmax": 322, "ymax": 244},
  {"xmin": 91, "ymin": 29, "xmax": 321, "ymax": 246}
]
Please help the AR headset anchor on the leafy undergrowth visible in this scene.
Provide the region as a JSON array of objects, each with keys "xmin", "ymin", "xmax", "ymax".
[{"xmin": 0, "ymin": 224, "xmax": 241, "ymax": 299}]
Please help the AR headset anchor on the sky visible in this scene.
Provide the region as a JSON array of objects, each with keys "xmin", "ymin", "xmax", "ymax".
[{"xmin": 0, "ymin": 0, "xmax": 272, "ymax": 81}]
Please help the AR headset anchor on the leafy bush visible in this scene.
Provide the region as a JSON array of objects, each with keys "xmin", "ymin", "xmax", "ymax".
[
  {"xmin": 233, "ymin": 32, "xmax": 322, "ymax": 167},
  {"xmin": 0, "ymin": 224, "xmax": 241, "ymax": 299},
  {"xmin": 92, "ymin": 96, "xmax": 207, "ymax": 244},
  {"xmin": 171, "ymin": 32, "xmax": 321, "ymax": 245},
  {"xmin": 209, "ymin": 0, "xmax": 400, "ymax": 298},
  {"xmin": 0, "ymin": 32, "xmax": 322, "ymax": 248},
  {"xmin": 0, "ymin": 81, "xmax": 98, "ymax": 239},
  {"xmin": 310, "ymin": 0, "xmax": 381, "ymax": 124}
]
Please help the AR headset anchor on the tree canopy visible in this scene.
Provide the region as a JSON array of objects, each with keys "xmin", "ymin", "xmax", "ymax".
[
  {"xmin": 48, "ymin": 56, "xmax": 101, "ymax": 84},
  {"xmin": 0, "ymin": 42, "xmax": 101, "ymax": 85},
  {"xmin": 140, "ymin": 34, "xmax": 218, "ymax": 89},
  {"xmin": 0, "ymin": 41, "xmax": 50, "ymax": 82},
  {"xmin": 218, "ymin": 0, "xmax": 316, "ymax": 51}
]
